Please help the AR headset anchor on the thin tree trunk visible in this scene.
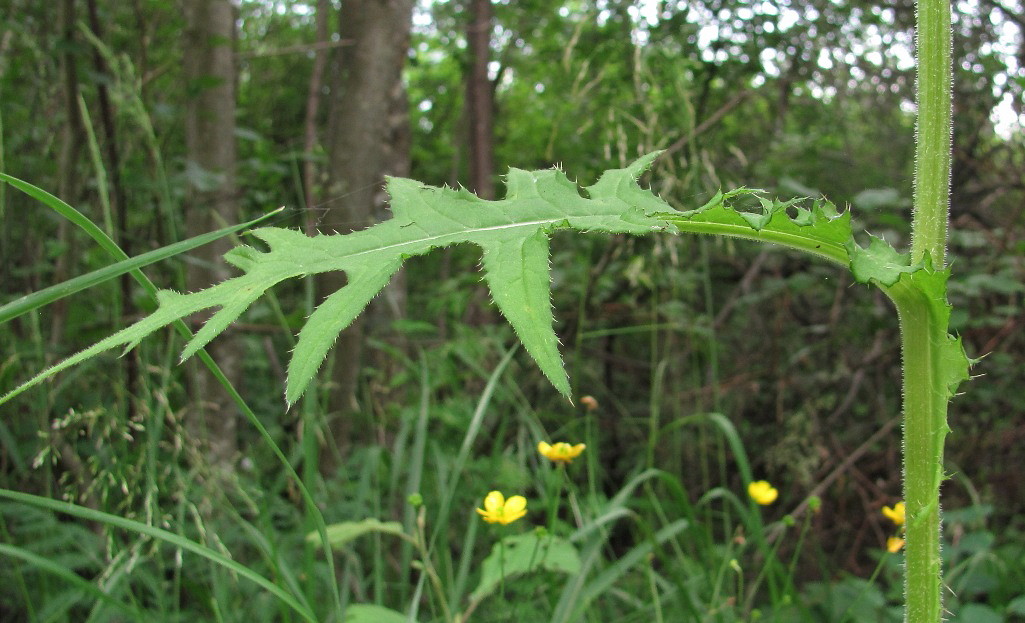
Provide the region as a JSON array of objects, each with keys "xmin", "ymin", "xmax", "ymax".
[
  {"xmin": 457, "ymin": 0, "xmax": 498, "ymax": 334},
  {"xmin": 466, "ymin": 0, "xmax": 495, "ymax": 199},
  {"xmin": 303, "ymin": 0, "xmax": 330, "ymax": 232},
  {"xmin": 50, "ymin": 0, "xmax": 84, "ymax": 356},
  {"xmin": 319, "ymin": 0, "xmax": 413, "ymax": 472},
  {"xmin": 183, "ymin": 0, "xmax": 241, "ymax": 470},
  {"xmin": 83, "ymin": 0, "xmax": 138, "ymax": 417}
]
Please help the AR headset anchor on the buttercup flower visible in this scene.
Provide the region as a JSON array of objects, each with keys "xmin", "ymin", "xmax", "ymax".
[
  {"xmin": 537, "ymin": 441, "xmax": 586, "ymax": 464},
  {"xmin": 882, "ymin": 502, "xmax": 905, "ymax": 527},
  {"xmin": 748, "ymin": 480, "xmax": 779, "ymax": 505},
  {"xmin": 887, "ymin": 536, "xmax": 905, "ymax": 553},
  {"xmin": 476, "ymin": 491, "xmax": 527, "ymax": 525}
]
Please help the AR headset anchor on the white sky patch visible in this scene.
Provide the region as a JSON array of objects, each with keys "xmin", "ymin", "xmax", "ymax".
[
  {"xmin": 817, "ymin": 48, "xmax": 834, "ymax": 70},
  {"xmin": 993, "ymin": 94, "xmax": 1024, "ymax": 136}
]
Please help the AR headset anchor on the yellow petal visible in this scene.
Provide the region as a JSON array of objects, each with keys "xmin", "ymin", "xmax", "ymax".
[
  {"xmin": 887, "ymin": 537, "xmax": 905, "ymax": 553},
  {"xmin": 483, "ymin": 490, "xmax": 504, "ymax": 512},
  {"xmin": 882, "ymin": 502, "xmax": 905, "ymax": 526},
  {"xmin": 538, "ymin": 441, "xmax": 552, "ymax": 455},
  {"xmin": 505, "ymin": 495, "xmax": 527, "ymax": 514},
  {"xmin": 748, "ymin": 480, "xmax": 778, "ymax": 505}
]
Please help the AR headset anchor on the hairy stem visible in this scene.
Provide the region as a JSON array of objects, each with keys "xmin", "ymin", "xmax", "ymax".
[
  {"xmin": 903, "ymin": 0, "xmax": 953, "ymax": 618},
  {"xmin": 912, "ymin": 0, "xmax": 953, "ymax": 267},
  {"xmin": 889, "ymin": 280, "xmax": 948, "ymax": 622}
]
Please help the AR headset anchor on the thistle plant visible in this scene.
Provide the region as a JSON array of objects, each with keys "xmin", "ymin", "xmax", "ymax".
[{"xmin": 0, "ymin": 0, "xmax": 964, "ymax": 620}]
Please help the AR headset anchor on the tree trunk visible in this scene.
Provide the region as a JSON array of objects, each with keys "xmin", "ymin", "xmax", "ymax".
[
  {"xmin": 466, "ymin": 0, "xmax": 495, "ymax": 199},
  {"xmin": 319, "ymin": 0, "xmax": 414, "ymax": 471},
  {"xmin": 302, "ymin": 0, "xmax": 330, "ymax": 231},
  {"xmin": 50, "ymin": 0, "xmax": 84, "ymax": 355},
  {"xmin": 182, "ymin": 0, "xmax": 240, "ymax": 470},
  {"xmin": 84, "ymin": 0, "xmax": 138, "ymax": 418}
]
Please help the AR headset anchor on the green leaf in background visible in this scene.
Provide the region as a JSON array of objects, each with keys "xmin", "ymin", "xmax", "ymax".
[
  {"xmin": 305, "ymin": 518, "xmax": 409, "ymax": 550},
  {"xmin": 1006, "ymin": 595, "xmax": 1025, "ymax": 616},
  {"xmin": 470, "ymin": 532, "xmax": 581, "ymax": 603},
  {"xmin": 951, "ymin": 603, "xmax": 1003, "ymax": 623},
  {"xmin": 343, "ymin": 604, "xmax": 412, "ymax": 623}
]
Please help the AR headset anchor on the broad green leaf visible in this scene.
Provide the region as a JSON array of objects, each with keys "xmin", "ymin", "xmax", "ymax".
[
  {"xmin": 469, "ymin": 532, "xmax": 581, "ymax": 603},
  {"xmin": 305, "ymin": 518, "xmax": 409, "ymax": 550},
  {"xmin": 1006, "ymin": 595, "xmax": 1025, "ymax": 616}
]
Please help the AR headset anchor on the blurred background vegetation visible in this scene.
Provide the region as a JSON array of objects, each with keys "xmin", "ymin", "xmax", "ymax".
[{"xmin": 1, "ymin": 0, "xmax": 1023, "ymax": 620}]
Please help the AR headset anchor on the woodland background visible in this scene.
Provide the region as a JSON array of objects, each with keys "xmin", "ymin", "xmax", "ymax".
[{"xmin": 1, "ymin": 0, "xmax": 1024, "ymax": 620}]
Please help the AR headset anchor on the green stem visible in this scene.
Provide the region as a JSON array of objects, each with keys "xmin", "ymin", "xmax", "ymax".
[
  {"xmin": 413, "ymin": 507, "xmax": 454, "ymax": 623},
  {"xmin": 888, "ymin": 280, "xmax": 949, "ymax": 623},
  {"xmin": 912, "ymin": 0, "xmax": 953, "ymax": 268},
  {"xmin": 903, "ymin": 0, "xmax": 953, "ymax": 619},
  {"xmin": 668, "ymin": 219, "xmax": 850, "ymax": 268},
  {"xmin": 547, "ymin": 465, "xmax": 567, "ymax": 531},
  {"xmin": 499, "ymin": 536, "xmax": 506, "ymax": 600}
]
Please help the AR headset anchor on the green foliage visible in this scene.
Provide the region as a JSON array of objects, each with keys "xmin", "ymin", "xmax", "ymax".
[
  {"xmin": 470, "ymin": 532, "xmax": 581, "ymax": 603},
  {"xmin": 3, "ymin": 2, "xmax": 1023, "ymax": 622}
]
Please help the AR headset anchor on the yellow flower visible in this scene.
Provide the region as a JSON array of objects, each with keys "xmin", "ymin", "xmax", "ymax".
[
  {"xmin": 537, "ymin": 441, "xmax": 586, "ymax": 464},
  {"xmin": 887, "ymin": 536, "xmax": 905, "ymax": 553},
  {"xmin": 882, "ymin": 502, "xmax": 905, "ymax": 527},
  {"xmin": 748, "ymin": 480, "xmax": 778, "ymax": 505},
  {"xmin": 476, "ymin": 491, "xmax": 527, "ymax": 525}
]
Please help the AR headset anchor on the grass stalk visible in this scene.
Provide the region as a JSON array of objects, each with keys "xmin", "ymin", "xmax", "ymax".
[{"xmin": 77, "ymin": 94, "xmax": 114, "ymax": 239}]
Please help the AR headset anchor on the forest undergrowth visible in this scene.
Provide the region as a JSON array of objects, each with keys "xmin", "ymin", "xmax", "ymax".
[{"xmin": 2, "ymin": 0, "xmax": 1025, "ymax": 621}]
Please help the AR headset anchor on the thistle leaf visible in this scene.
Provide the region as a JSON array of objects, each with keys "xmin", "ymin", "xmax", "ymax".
[
  {"xmin": 2, "ymin": 155, "xmax": 676, "ymax": 406},
  {"xmin": 2, "ymin": 152, "xmax": 970, "ymax": 408}
]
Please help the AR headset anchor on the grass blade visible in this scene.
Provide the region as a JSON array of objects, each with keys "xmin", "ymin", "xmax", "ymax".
[
  {"xmin": 0, "ymin": 173, "xmax": 343, "ymax": 613},
  {"xmin": 0, "ymin": 210, "xmax": 283, "ymax": 324},
  {"xmin": 0, "ymin": 488, "xmax": 318, "ymax": 623},
  {"xmin": 0, "ymin": 542, "xmax": 148, "ymax": 620}
]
